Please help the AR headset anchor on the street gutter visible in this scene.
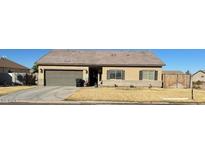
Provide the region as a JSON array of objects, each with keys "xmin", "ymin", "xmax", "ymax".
[{"xmin": 0, "ymin": 100, "xmax": 201, "ymax": 105}]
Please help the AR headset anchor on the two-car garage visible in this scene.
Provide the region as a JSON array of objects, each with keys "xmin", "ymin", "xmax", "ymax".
[{"xmin": 44, "ymin": 70, "xmax": 83, "ymax": 86}]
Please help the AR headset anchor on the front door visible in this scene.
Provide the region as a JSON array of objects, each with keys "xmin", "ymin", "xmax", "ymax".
[{"xmin": 89, "ymin": 68, "xmax": 98, "ymax": 86}]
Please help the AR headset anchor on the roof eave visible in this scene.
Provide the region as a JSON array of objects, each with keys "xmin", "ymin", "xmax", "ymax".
[
  {"xmin": 192, "ymin": 70, "xmax": 205, "ymax": 76},
  {"xmin": 37, "ymin": 63, "xmax": 165, "ymax": 67}
]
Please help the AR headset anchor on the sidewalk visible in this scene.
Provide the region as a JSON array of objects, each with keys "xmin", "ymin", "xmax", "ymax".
[{"xmin": 0, "ymin": 100, "xmax": 200, "ymax": 105}]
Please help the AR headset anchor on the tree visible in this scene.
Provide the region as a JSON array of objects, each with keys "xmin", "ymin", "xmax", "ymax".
[
  {"xmin": 32, "ymin": 62, "xmax": 38, "ymax": 73},
  {"xmin": 186, "ymin": 70, "xmax": 191, "ymax": 75}
]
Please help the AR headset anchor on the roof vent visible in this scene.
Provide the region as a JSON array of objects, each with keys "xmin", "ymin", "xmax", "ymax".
[{"xmin": 111, "ymin": 53, "xmax": 117, "ymax": 56}]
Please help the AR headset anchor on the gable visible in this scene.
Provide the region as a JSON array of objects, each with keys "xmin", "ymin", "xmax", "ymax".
[
  {"xmin": 192, "ymin": 71, "xmax": 205, "ymax": 82},
  {"xmin": 192, "ymin": 70, "xmax": 205, "ymax": 77}
]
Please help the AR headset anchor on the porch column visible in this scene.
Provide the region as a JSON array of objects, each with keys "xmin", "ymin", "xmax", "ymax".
[{"xmin": 98, "ymin": 73, "xmax": 100, "ymax": 85}]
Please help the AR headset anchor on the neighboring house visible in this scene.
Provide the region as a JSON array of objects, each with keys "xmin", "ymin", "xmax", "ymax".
[
  {"xmin": 37, "ymin": 50, "xmax": 165, "ymax": 87},
  {"xmin": 192, "ymin": 70, "xmax": 205, "ymax": 82},
  {"xmin": 0, "ymin": 57, "xmax": 29, "ymax": 73},
  {"xmin": 0, "ymin": 57, "xmax": 30, "ymax": 85}
]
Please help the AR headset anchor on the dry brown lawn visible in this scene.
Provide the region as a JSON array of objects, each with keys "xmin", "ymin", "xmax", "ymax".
[
  {"xmin": 66, "ymin": 87, "xmax": 205, "ymax": 103},
  {"xmin": 0, "ymin": 86, "xmax": 34, "ymax": 96}
]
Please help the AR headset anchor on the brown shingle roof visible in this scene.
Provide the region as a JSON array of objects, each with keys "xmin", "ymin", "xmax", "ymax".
[
  {"xmin": 37, "ymin": 49, "xmax": 165, "ymax": 67},
  {"xmin": 192, "ymin": 70, "xmax": 205, "ymax": 76},
  {"xmin": 0, "ymin": 57, "xmax": 29, "ymax": 70}
]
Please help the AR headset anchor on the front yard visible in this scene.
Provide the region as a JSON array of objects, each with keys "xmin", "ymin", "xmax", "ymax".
[
  {"xmin": 66, "ymin": 87, "xmax": 205, "ymax": 103},
  {"xmin": 0, "ymin": 86, "xmax": 34, "ymax": 96}
]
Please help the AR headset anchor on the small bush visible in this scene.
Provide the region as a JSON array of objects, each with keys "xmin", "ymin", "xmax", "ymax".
[
  {"xmin": 193, "ymin": 81, "xmax": 204, "ymax": 89},
  {"xmin": 195, "ymin": 81, "xmax": 203, "ymax": 85},
  {"xmin": 130, "ymin": 85, "xmax": 135, "ymax": 88}
]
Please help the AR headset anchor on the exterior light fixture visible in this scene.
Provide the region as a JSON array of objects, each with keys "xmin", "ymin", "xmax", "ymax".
[{"xmin": 40, "ymin": 69, "xmax": 43, "ymax": 73}]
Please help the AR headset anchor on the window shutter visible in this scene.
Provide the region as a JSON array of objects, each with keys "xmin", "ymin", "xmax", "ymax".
[
  {"xmin": 122, "ymin": 70, "xmax": 125, "ymax": 80},
  {"xmin": 139, "ymin": 71, "xmax": 143, "ymax": 80},
  {"xmin": 107, "ymin": 70, "xmax": 110, "ymax": 80},
  {"xmin": 155, "ymin": 71, "xmax": 158, "ymax": 80}
]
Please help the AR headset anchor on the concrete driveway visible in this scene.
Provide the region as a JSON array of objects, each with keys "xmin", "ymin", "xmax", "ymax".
[{"xmin": 0, "ymin": 86, "xmax": 78, "ymax": 103}]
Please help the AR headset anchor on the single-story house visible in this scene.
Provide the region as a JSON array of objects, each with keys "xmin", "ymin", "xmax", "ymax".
[
  {"xmin": 0, "ymin": 57, "xmax": 30, "ymax": 85},
  {"xmin": 36, "ymin": 49, "xmax": 165, "ymax": 87},
  {"xmin": 192, "ymin": 70, "xmax": 205, "ymax": 89},
  {"xmin": 192, "ymin": 70, "xmax": 205, "ymax": 82}
]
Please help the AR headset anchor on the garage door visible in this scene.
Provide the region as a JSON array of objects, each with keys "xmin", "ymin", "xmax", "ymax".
[{"xmin": 45, "ymin": 70, "xmax": 83, "ymax": 86}]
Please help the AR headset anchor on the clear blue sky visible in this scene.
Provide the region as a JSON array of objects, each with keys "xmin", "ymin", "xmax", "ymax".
[{"xmin": 0, "ymin": 49, "xmax": 204, "ymax": 73}]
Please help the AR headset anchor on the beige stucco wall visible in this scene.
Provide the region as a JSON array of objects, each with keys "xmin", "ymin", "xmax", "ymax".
[
  {"xmin": 192, "ymin": 72, "xmax": 205, "ymax": 82},
  {"xmin": 101, "ymin": 67, "xmax": 162, "ymax": 87},
  {"xmin": 102, "ymin": 67, "xmax": 162, "ymax": 80},
  {"xmin": 38, "ymin": 65, "xmax": 89, "ymax": 86},
  {"xmin": 38, "ymin": 65, "xmax": 163, "ymax": 87}
]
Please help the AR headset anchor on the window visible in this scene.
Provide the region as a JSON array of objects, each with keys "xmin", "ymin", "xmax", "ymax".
[
  {"xmin": 107, "ymin": 70, "xmax": 125, "ymax": 80},
  {"xmin": 139, "ymin": 70, "xmax": 157, "ymax": 80},
  {"xmin": 116, "ymin": 71, "xmax": 123, "ymax": 79}
]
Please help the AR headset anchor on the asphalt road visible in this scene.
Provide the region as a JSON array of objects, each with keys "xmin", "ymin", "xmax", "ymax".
[{"xmin": 0, "ymin": 86, "xmax": 78, "ymax": 103}]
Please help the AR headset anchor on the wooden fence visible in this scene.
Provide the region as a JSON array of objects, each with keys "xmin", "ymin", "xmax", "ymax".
[{"xmin": 162, "ymin": 74, "xmax": 191, "ymax": 88}]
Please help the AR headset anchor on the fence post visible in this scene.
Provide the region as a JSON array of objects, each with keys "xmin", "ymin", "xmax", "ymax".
[
  {"xmin": 176, "ymin": 74, "xmax": 178, "ymax": 88},
  {"xmin": 191, "ymin": 86, "xmax": 194, "ymax": 100},
  {"xmin": 189, "ymin": 74, "xmax": 192, "ymax": 88}
]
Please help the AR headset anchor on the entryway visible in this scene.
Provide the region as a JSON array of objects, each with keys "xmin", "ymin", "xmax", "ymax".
[{"xmin": 89, "ymin": 67, "xmax": 102, "ymax": 86}]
